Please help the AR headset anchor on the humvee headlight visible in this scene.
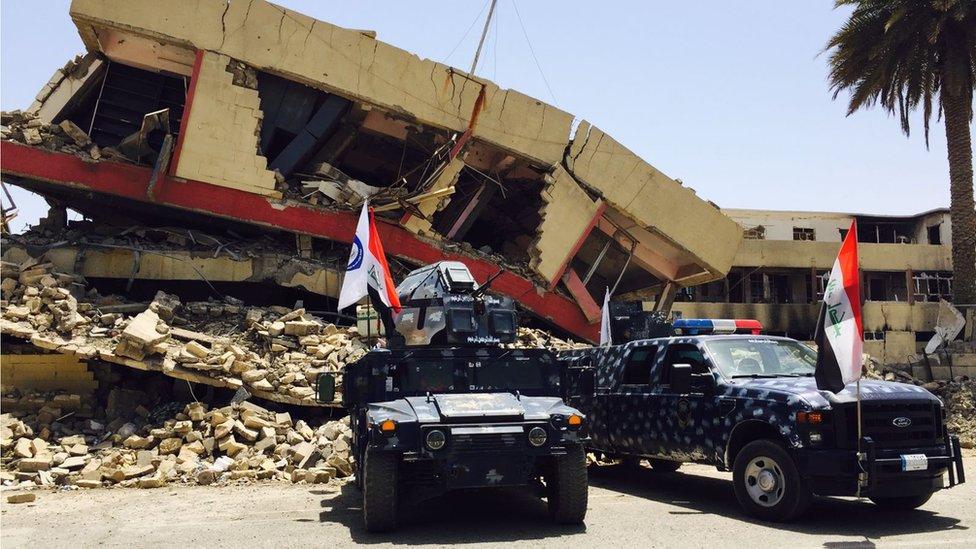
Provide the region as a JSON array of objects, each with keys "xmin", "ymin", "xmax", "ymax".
[
  {"xmin": 379, "ymin": 419, "xmax": 397, "ymax": 433},
  {"xmin": 808, "ymin": 431, "xmax": 823, "ymax": 444},
  {"xmin": 528, "ymin": 426, "xmax": 547, "ymax": 447},
  {"xmin": 567, "ymin": 414, "xmax": 583, "ymax": 429},
  {"xmin": 426, "ymin": 429, "xmax": 446, "ymax": 450}
]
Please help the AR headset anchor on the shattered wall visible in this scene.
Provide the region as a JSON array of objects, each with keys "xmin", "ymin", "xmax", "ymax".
[
  {"xmin": 529, "ymin": 166, "xmax": 603, "ymax": 284},
  {"xmin": 173, "ymin": 52, "xmax": 278, "ymax": 196}
]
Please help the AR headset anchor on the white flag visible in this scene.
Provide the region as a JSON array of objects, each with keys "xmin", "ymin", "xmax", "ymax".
[
  {"xmin": 600, "ymin": 288, "xmax": 612, "ymax": 346},
  {"xmin": 337, "ymin": 202, "xmax": 402, "ymax": 312}
]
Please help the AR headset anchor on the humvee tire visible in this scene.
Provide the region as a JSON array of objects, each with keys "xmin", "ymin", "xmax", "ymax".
[
  {"xmin": 548, "ymin": 446, "xmax": 588, "ymax": 524},
  {"xmin": 870, "ymin": 493, "xmax": 933, "ymax": 510},
  {"xmin": 648, "ymin": 458, "xmax": 682, "ymax": 473},
  {"xmin": 362, "ymin": 448, "xmax": 398, "ymax": 532}
]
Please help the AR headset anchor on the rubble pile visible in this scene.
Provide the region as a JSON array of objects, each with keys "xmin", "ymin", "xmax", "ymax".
[
  {"xmin": 0, "ymin": 257, "xmax": 368, "ymax": 406},
  {"xmin": 0, "ymin": 389, "xmax": 353, "ymax": 490},
  {"xmin": 1, "ymin": 110, "xmax": 108, "ymax": 162},
  {"xmin": 864, "ymin": 356, "xmax": 976, "ymax": 448},
  {"xmin": 509, "ymin": 327, "xmax": 588, "ymax": 351}
]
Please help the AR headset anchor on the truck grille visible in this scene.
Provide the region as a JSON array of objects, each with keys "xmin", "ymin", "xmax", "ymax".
[
  {"xmin": 838, "ymin": 400, "xmax": 942, "ymax": 449},
  {"xmin": 451, "ymin": 432, "xmax": 525, "ymax": 454}
]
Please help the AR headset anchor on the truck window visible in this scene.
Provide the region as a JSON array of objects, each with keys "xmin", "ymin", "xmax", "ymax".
[
  {"xmin": 661, "ymin": 344, "xmax": 708, "ymax": 386},
  {"xmin": 621, "ymin": 347, "xmax": 657, "ymax": 386}
]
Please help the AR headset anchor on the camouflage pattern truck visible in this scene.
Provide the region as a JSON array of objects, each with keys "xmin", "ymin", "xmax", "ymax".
[
  {"xmin": 318, "ymin": 261, "xmax": 588, "ymax": 532},
  {"xmin": 560, "ymin": 326, "xmax": 966, "ymax": 522}
]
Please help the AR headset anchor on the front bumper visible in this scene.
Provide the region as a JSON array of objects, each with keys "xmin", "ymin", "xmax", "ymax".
[
  {"xmin": 373, "ymin": 422, "xmax": 583, "ymax": 490},
  {"xmin": 795, "ymin": 433, "xmax": 966, "ymax": 497}
]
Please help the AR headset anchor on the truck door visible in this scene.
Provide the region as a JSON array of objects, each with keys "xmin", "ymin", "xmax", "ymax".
[
  {"xmin": 597, "ymin": 344, "xmax": 660, "ymax": 455},
  {"xmin": 653, "ymin": 343, "xmax": 717, "ymax": 461}
]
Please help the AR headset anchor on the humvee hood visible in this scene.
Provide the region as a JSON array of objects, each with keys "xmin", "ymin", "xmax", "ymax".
[{"xmin": 432, "ymin": 393, "xmax": 524, "ymax": 419}]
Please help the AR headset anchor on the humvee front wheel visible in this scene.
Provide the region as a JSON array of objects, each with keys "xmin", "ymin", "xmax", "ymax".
[
  {"xmin": 362, "ymin": 448, "xmax": 398, "ymax": 532},
  {"xmin": 547, "ymin": 446, "xmax": 588, "ymax": 524}
]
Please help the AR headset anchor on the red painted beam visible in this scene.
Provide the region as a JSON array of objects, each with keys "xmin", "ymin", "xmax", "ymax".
[
  {"xmin": 1, "ymin": 141, "xmax": 599, "ymax": 342},
  {"xmin": 562, "ymin": 268, "xmax": 602, "ymax": 324}
]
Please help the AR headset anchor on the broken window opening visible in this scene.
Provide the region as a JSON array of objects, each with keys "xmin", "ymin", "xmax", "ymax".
[
  {"xmin": 431, "ymin": 172, "xmax": 544, "ymax": 263},
  {"xmin": 927, "ymin": 224, "xmax": 942, "ymax": 245},
  {"xmin": 255, "ymin": 71, "xmax": 351, "ymax": 181},
  {"xmin": 792, "ymin": 227, "xmax": 815, "ymax": 241},
  {"xmin": 568, "ymin": 231, "xmax": 658, "ymax": 301},
  {"xmin": 58, "ymin": 60, "xmax": 186, "ymax": 162},
  {"xmin": 743, "ymin": 225, "xmax": 765, "ymax": 240},
  {"xmin": 856, "ymin": 220, "xmax": 915, "ymax": 244},
  {"xmin": 864, "ymin": 271, "xmax": 909, "ymax": 301},
  {"xmin": 912, "ymin": 272, "xmax": 953, "ymax": 302}
]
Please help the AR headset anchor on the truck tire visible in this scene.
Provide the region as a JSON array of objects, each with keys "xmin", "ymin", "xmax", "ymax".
[
  {"xmin": 732, "ymin": 439, "xmax": 812, "ymax": 522},
  {"xmin": 548, "ymin": 446, "xmax": 588, "ymax": 524},
  {"xmin": 648, "ymin": 458, "xmax": 682, "ymax": 473},
  {"xmin": 870, "ymin": 493, "xmax": 933, "ymax": 510},
  {"xmin": 362, "ymin": 448, "xmax": 398, "ymax": 533}
]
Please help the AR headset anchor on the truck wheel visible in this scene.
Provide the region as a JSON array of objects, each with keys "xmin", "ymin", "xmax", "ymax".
[
  {"xmin": 732, "ymin": 440, "xmax": 812, "ymax": 522},
  {"xmin": 362, "ymin": 449, "xmax": 398, "ymax": 533},
  {"xmin": 648, "ymin": 458, "xmax": 682, "ymax": 473},
  {"xmin": 548, "ymin": 446, "xmax": 588, "ymax": 524},
  {"xmin": 870, "ymin": 493, "xmax": 933, "ymax": 510}
]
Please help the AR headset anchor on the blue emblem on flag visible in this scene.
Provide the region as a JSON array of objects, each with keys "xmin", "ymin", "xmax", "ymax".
[{"xmin": 348, "ymin": 236, "xmax": 364, "ymax": 270}]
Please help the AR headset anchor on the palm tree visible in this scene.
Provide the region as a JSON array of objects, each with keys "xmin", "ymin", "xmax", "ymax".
[{"xmin": 826, "ymin": 0, "xmax": 976, "ymax": 305}]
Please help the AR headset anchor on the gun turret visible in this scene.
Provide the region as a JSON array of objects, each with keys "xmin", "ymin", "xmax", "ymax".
[{"xmin": 392, "ymin": 261, "xmax": 517, "ymax": 347}]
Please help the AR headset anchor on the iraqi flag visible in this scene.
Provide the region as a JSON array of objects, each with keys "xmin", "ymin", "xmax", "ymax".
[
  {"xmin": 337, "ymin": 202, "xmax": 402, "ymax": 313},
  {"xmin": 814, "ymin": 220, "xmax": 863, "ymax": 393}
]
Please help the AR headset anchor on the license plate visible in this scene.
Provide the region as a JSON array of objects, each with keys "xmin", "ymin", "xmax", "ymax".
[{"xmin": 901, "ymin": 454, "xmax": 928, "ymax": 472}]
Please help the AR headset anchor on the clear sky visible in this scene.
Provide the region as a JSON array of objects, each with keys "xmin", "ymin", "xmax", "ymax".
[{"xmin": 2, "ymin": 0, "xmax": 969, "ymax": 233}]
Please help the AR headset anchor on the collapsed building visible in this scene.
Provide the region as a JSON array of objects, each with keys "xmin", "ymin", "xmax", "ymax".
[
  {"xmin": 1, "ymin": 0, "xmax": 740, "ymax": 341},
  {"xmin": 4, "ymin": 0, "xmax": 714, "ymax": 490}
]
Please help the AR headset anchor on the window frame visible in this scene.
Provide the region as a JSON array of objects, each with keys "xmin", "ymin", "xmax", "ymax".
[{"xmin": 618, "ymin": 345, "xmax": 659, "ymax": 388}]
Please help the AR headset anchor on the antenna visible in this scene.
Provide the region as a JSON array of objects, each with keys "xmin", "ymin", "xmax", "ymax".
[{"xmin": 469, "ymin": 0, "xmax": 498, "ymax": 76}]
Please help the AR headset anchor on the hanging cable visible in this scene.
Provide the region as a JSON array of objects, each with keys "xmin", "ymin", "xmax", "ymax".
[
  {"xmin": 511, "ymin": 0, "xmax": 558, "ymax": 104},
  {"xmin": 444, "ymin": 0, "xmax": 492, "ymax": 64}
]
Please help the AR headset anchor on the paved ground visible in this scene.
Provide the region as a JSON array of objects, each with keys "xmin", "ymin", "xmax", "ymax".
[{"xmin": 2, "ymin": 458, "xmax": 973, "ymax": 548}]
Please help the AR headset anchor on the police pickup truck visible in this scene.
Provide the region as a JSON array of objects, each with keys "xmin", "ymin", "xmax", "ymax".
[{"xmin": 560, "ymin": 318, "xmax": 966, "ymax": 521}]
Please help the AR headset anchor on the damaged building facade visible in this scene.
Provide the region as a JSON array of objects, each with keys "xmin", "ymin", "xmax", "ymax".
[
  {"xmin": 0, "ymin": 0, "xmax": 735, "ymax": 463},
  {"xmin": 674, "ymin": 208, "xmax": 960, "ymax": 367},
  {"xmin": 1, "ymin": 0, "xmax": 740, "ymax": 343}
]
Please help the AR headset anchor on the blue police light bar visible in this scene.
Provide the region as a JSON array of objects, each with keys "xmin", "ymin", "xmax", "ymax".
[{"xmin": 673, "ymin": 318, "xmax": 763, "ymax": 336}]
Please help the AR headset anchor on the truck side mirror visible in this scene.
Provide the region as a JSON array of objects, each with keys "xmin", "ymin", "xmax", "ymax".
[
  {"xmin": 316, "ymin": 373, "xmax": 336, "ymax": 403},
  {"xmin": 670, "ymin": 364, "xmax": 693, "ymax": 394}
]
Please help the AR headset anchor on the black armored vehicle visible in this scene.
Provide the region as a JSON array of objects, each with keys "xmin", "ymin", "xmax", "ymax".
[
  {"xmin": 561, "ymin": 317, "xmax": 966, "ymax": 522},
  {"xmin": 318, "ymin": 261, "xmax": 588, "ymax": 532}
]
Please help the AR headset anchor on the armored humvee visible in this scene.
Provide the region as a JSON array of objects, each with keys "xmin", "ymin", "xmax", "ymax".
[{"xmin": 318, "ymin": 261, "xmax": 588, "ymax": 532}]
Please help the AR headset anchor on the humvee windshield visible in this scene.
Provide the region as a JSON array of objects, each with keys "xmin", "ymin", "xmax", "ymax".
[
  {"xmin": 392, "ymin": 357, "xmax": 555, "ymax": 395},
  {"xmin": 704, "ymin": 338, "xmax": 817, "ymax": 378}
]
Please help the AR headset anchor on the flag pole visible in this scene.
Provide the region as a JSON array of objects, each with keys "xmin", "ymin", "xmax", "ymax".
[{"xmin": 856, "ymin": 375, "xmax": 864, "ymax": 497}]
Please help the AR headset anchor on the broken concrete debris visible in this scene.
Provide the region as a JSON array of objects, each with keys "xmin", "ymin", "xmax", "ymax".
[
  {"xmin": 0, "ymin": 255, "xmax": 365, "ymax": 406},
  {"xmin": 1, "ymin": 389, "xmax": 353, "ymax": 491}
]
